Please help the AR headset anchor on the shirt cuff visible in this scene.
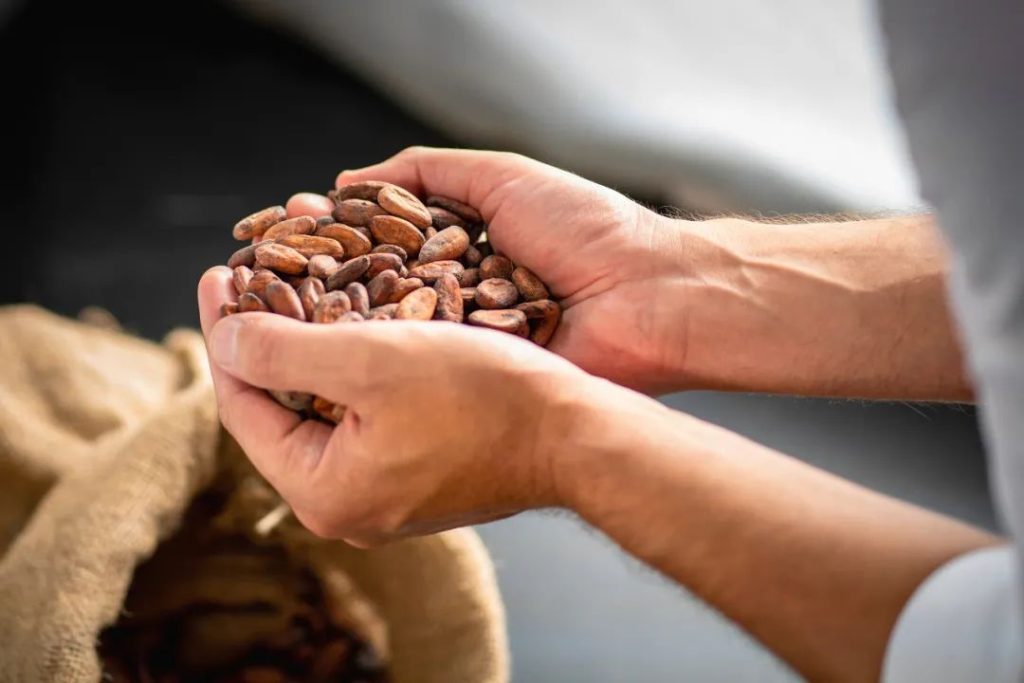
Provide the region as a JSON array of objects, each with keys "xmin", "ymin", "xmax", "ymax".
[{"xmin": 883, "ymin": 545, "xmax": 1023, "ymax": 683}]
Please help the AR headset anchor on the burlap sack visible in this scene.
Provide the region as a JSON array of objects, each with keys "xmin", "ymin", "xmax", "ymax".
[{"xmin": 0, "ymin": 305, "xmax": 508, "ymax": 683}]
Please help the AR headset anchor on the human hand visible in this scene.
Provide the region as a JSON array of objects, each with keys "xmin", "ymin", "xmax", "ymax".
[
  {"xmin": 198, "ymin": 266, "xmax": 598, "ymax": 545},
  {"xmin": 287, "ymin": 147, "xmax": 697, "ymax": 394}
]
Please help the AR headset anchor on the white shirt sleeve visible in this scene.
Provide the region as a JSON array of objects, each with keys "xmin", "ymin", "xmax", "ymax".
[{"xmin": 883, "ymin": 546, "xmax": 1023, "ymax": 682}]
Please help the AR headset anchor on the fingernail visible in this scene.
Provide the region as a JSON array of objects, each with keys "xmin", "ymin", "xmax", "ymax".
[{"xmin": 210, "ymin": 317, "xmax": 240, "ymax": 369}]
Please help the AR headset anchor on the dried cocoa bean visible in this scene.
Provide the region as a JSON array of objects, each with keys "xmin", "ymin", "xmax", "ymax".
[
  {"xmin": 467, "ymin": 309, "xmax": 527, "ymax": 334},
  {"xmin": 297, "ymin": 277, "xmax": 325, "ymax": 321},
  {"xmin": 268, "ymin": 390, "xmax": 313, "ymax": 412},
  {"xmin": 369, "ymin": 215, "xmax": 425, "ymax": 256},
  {"xmin": 479, "ymin": 254, "xmax": 514, "ymax": 281},
  {"xmin": 407, "ymin": 260, "xmax": 464, "ymax": 282},
  {"xmin": 315, "ymin": 224, "xmax": 372, "ymax": 258},
  {"xmin": 255, "ymin": 243, "xmax": 308, "ymax": 275},
  {"xmin": 511, "ymin": 266, "xmax": 549, "ymax": 301},
  {"xmin": 247, "ymin": 270, "xmax": 280, "ymax": 300},
  {"xmin": 419, "ymin": 226, "xmax": 469, "ymax": 264},
  {"xmin": 463, "ymin": 244, "xmax": 483, "ymax": 267},
  {"xmin": 370, "ymin": 243, "xmax": 408, "ymax": 260},
  {"xmin": 331, "ymin": 180, "xmax": 389, "ymax": 202},
  {"xmin": 331, "ymin": 199, "xmax": 387, "ymax": 226},
  {"xmin": 427, "ymin": 205, "xmax": 469, "ymax": 230},
  {"xmin": 326, "ymin": 255, "xmax": 370, "ymax": 290},
  {"xmin": 424, "ymin": 226, "xmax": 438, "ymax": 240},
  {"xmin": 220, "ymin": 301, "xmax": 239, "ymax": 316},
  {"xmin": 265, "ymin": 280, "xmax": 306, "ymax": 321},
  {"xmin": 232, "ymin": 265, "xmax": 254, "ymax": 296},
  {"xmin": 426, "ymin": 195, "xmax": 482, "ymax": 224},
  {"xmin": 395, "ymin": 286, "xmax": 438, "ymax": 320},
  {"xmin": 366, "ymin": 269, "xmax": 399, "ymax": 307},
  {"xmin": 365, "ymin": 252, "xmax": 403, "ymax": 279},
  {"xmin": 238, "ymin": 292, "xmax": 269, "ymax": 313},
  {"xmin": 315, "ymin": 215, "xmax": 335, "ymax": 229},
  {"xmin": 263, "ymin": 215, "xmax": 316, "ymax": 241},
  {"xmin": 312, "ymin": 291, "xmax": 352, "ymax": 323},
  {"xmin": 338, "ymin": 311, "xmax": 365, "ymax": 322},
  {"xmin": 276, "ymin": 234, "xmax": 345, "ymax": 259},
  {"xmin": 367, "ymin": 303, "xmax": 398, "ymax": 320},
  {"xmin": 388, "ymin": 277, "xmax": 424, "ymax": 304},
  {"xmin": 345, "ymin": 282, "xmax": 370, "ymax": 316},
  {"xmin": 307, "ymin": 254, "xmax": 341, "ymax": 280},
  {"xmin": 228, "ymin": 243, "xmax": 258, "ymax": 268},
  {"xmin": 233, "ymin": 205, "xmax": 286, "ymax": 241},
  {"xmin": 433, "ymin": 273, "xmax": 463, "ymax": 323},
  {"xmin": 457, "ymin": 267, "xmax": 480, "ymax": 287},
  {"xmin": 460, "ymin": 287, "xmax": 477, "ymax": 303},
  {"xmin": 475, "ymin": 278, "xmax": 519, "ymax": 309},
  {"xmin": 377, "ymin": 184, "xmax": 432, "ymax": 229},
  {"xmin": 516, "ymin": 299, "xmax": 561, "ymax": 346},
  {"xmin": 312, "ymin": 396, "xmax": 347, "ymax": 424}
]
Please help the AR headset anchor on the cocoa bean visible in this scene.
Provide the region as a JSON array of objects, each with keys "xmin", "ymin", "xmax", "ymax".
[
  {"xmin": 233, "ymin": 205, "xmax": 286, "ymax": 241},
  {"xmin": 370, "ymin": 243, "xmax": 408, "ymax": 260},
  {"xmin": 268, "ymin": 390, "xmax": 313, "ymax": 413},
  {"xmin": 255, "ymin": 242, "xmax": 308, "ymax": 275},
  {"xmin": 377, "ymin": 184, "xmax": 432, "ymax": 229},
  {"xmin": 331, "ymin": 180, "xmax": 389, "ymax": 202},
  {"xmin": 228, "ymin": 243, "xmax": 258, "ymax": 269},
  {"xmin": 365, "ymin": 252, "xmax": 404, "ymax": 279},
  {"xmin": 426, "ymin": 195, "xmax": 482, "ymax": 224},
  {"xmin": 232, "ymin": 265, "xmax": 254, "ymax": 296},
  {"xmin": 419, "ymin": 226, "xmax": 469, "ymax": 264},
  {"xmin": 338, "ymin": 311, "xmax": 365, "ymax": 322},
  {"xmin": 315, "ymin": 215, "xmax": 335, "ymax": 229},
  {"xmin": 463, "ymin": 244, "xmax": 483, "ymax": 267},
  {"xmin": 433, "ymin": 273, "xmax": 463, "ymax": 323},
  {"xmin": 457, "ymin": 267, "xmax": 481, "ymax": 287},
  {"xmin": 352, "ymin": 225, "xmax": 372, "ymax": 240},
  {"xmin": 388, "ymin": 277, "xmax": 425, "ymax": 304},
  {"xmin": 475, "ymin": 278, "xmax": 519, "ymax": 309},
  {"xmin": 467, "ymin": 309, "xmax": 527, "ymax": 334},
  {"xmin": 297, "ymin": 277, "xmax": 325, "ymax": 321},
  {"xmin": 345, "ymin": 282, "xmax": 370, "ymax": 316},
  {"xmin": 428, "ymin": 205, "xmax": 469, "ymax": 230},
  {"xmin": 331, "ymin": 199, "xmax": 387, "ymax": 226},
  {"xmin": 325, "ymin": 255, "xmax": 370, "ymax": 290},
  {"xmin": 220, "ymin": 302, "xmax": 239, "ymax": 316},
  {"xmin": 312, "ymin": 396, "xmax": 347, "ymax": 424},
  {"xmin": 395, "ymin": 286, "xmax": 438, "ymax": 320},
  {"xmin": 265, "ymin": 280, "xmax": 306, "ymax": 321},
  {"xmin": 238, "ymin": 292, "xmax": 269, "ymax": 313},
  {"xmin": 516, "ymin": 299, "xmax": 561, "ymax": 346},
  {"xmin": 315, "ymin": 224, "xmax": 372, "ymax": 258},
  {"xmin": 367, "ymin": 303, "xmax": 398, "ymax": 320},
  {"xmin": 511, "ymin": 266, "xmax": 549, "ymax": 301},
  {"xmin": 424, "ymin": 226, "xmax": 438, "ymax": 240},
  {"xmin": 407, "ymin": 260, "xmax": 464, "ymax": 282},
  {"xmin": 307, "ymin": 254, "xmax": 341, "ymax": 280},
  {"xmin": 369, "ymin": 215, "xmax": 425, "ymax": 256},
  {"xmin": 247, "ymin": 270, "xmax": 280, "ymax": 300},
  {"xmin": 366, "ymin": 269, "xmax": 400, "ymax": 307},
  {"xmin": 276, "ymin": 234, "xmax": 345, "ymax": 259},
  {"xmin": 479, "ymin": 254, "xmax": 514, "ymax": 281},
  {"xmin": 405, "ymin": 259, "xmax": 420, "ymax": 271},
  {"xmin": 460, "ymin": 287, "xmax": 477, "ymax": 303},
  {"xmin": 263, "ymin": 215, "xmax": 316, "ymax": 241},
  {"xmin": 312, "ymin": 291, "xmax": 353, "ymax": 323}
]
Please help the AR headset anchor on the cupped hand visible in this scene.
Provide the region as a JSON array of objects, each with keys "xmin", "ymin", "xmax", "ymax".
[
  {"xmin": 198, "ymin": 267, "xmax": 595, "ymax": 546},
  {"xmin": 288, "ymin": 147, "xmax": 694, "ymax": 394}
]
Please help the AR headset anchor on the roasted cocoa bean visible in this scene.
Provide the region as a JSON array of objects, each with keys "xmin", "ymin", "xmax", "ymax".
[
  {"xmin": 276, "ymin": 234, "xmax": 345, "ymax": 258},
  {"xmin": 255, "ymin": 243, "xmax": 308, "ymax": 275},
  {"xmin": 326, "ymin": 255, "xmax": 370, "ymax": 290},
  {"xmin": 315, "ymin": 223, "xmax": 373, "ymax": 257},
  {"xmin": 369, "ymin": 215, "xmax": 425, "ymax": 256},
  {"xmin": 419, "ymin": 226, "xmax": 469, "ymax": 264},
  {"xmin": 475, "ymin": 278, "xmax": 519, "ymax": 309},
  {"xmin": 433, "ymin": 273, "xmax": 463, "ymax": 323},
  {"xmin": 377, "ymin": 184, "xmax": 432, "ymax": 229},
  {"xmin": 331, "ymin": 199, "xmax": 387, "ymax": 226},
  {"xmin": 312, "ymin": 291, "xmax": 352, "ymax": 323},
  {"xmin": 233, "ymin": 205, "xmax": 286, "ymax": 241}
]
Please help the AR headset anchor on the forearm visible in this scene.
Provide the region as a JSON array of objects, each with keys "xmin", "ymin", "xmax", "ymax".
[
  {"xmin": 665, "ymin": 214, "xmax": 970, "ymax": 400},
  {"xmin": 550, "ymin": 380, "xmax": 997, "ymax": 682}
]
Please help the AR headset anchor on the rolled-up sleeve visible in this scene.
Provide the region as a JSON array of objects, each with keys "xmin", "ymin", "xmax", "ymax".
[{"xmin": 884, "ymin": 546, "xmax": 1023, "ymax": 682}]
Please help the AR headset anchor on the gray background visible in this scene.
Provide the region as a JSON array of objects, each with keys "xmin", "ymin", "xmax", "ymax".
[{"xmin": 0, "ymin": 2, "xmax": 995, "ymax": 681}]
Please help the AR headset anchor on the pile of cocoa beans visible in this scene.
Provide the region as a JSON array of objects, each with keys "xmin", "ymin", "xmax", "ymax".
[{"xmin": 221, "ymin": 181, "xmax": 561, "ymax": 422}]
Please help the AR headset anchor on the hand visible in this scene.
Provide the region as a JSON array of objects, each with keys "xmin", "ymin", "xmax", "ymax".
[
  {"xmin": 198, "ymin": 267, "xmax": 595, "ymax": 545},
  {"xmin": 287, "ymin": 147, "xmax": 695, "ymax": 394}
]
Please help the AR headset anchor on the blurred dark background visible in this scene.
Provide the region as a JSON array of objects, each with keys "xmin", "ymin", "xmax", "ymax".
[{"xmin": 0, "ymin": 2, "xmax": 996, "ymax": 681}]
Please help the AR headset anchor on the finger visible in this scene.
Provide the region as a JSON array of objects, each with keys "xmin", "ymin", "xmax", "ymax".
[
  {"xmin": 286, "ymin": 192, "xmax": 332, "ymax": 219},
  {"xmin": 198, "ymin": 268, "xmax": 333, "ymax": 499},
  {"xmin": 336, "ymin": 146, "xmax": 534, "ymax": 218},
  {"xmin": 207, "ymin": 310, "xmax": 420, "ymax": 404}
]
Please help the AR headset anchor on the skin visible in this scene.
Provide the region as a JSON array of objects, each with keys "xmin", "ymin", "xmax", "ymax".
[{"xmin": 199, "ymin": 147, "xmax": 998, "ymax": 683}]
